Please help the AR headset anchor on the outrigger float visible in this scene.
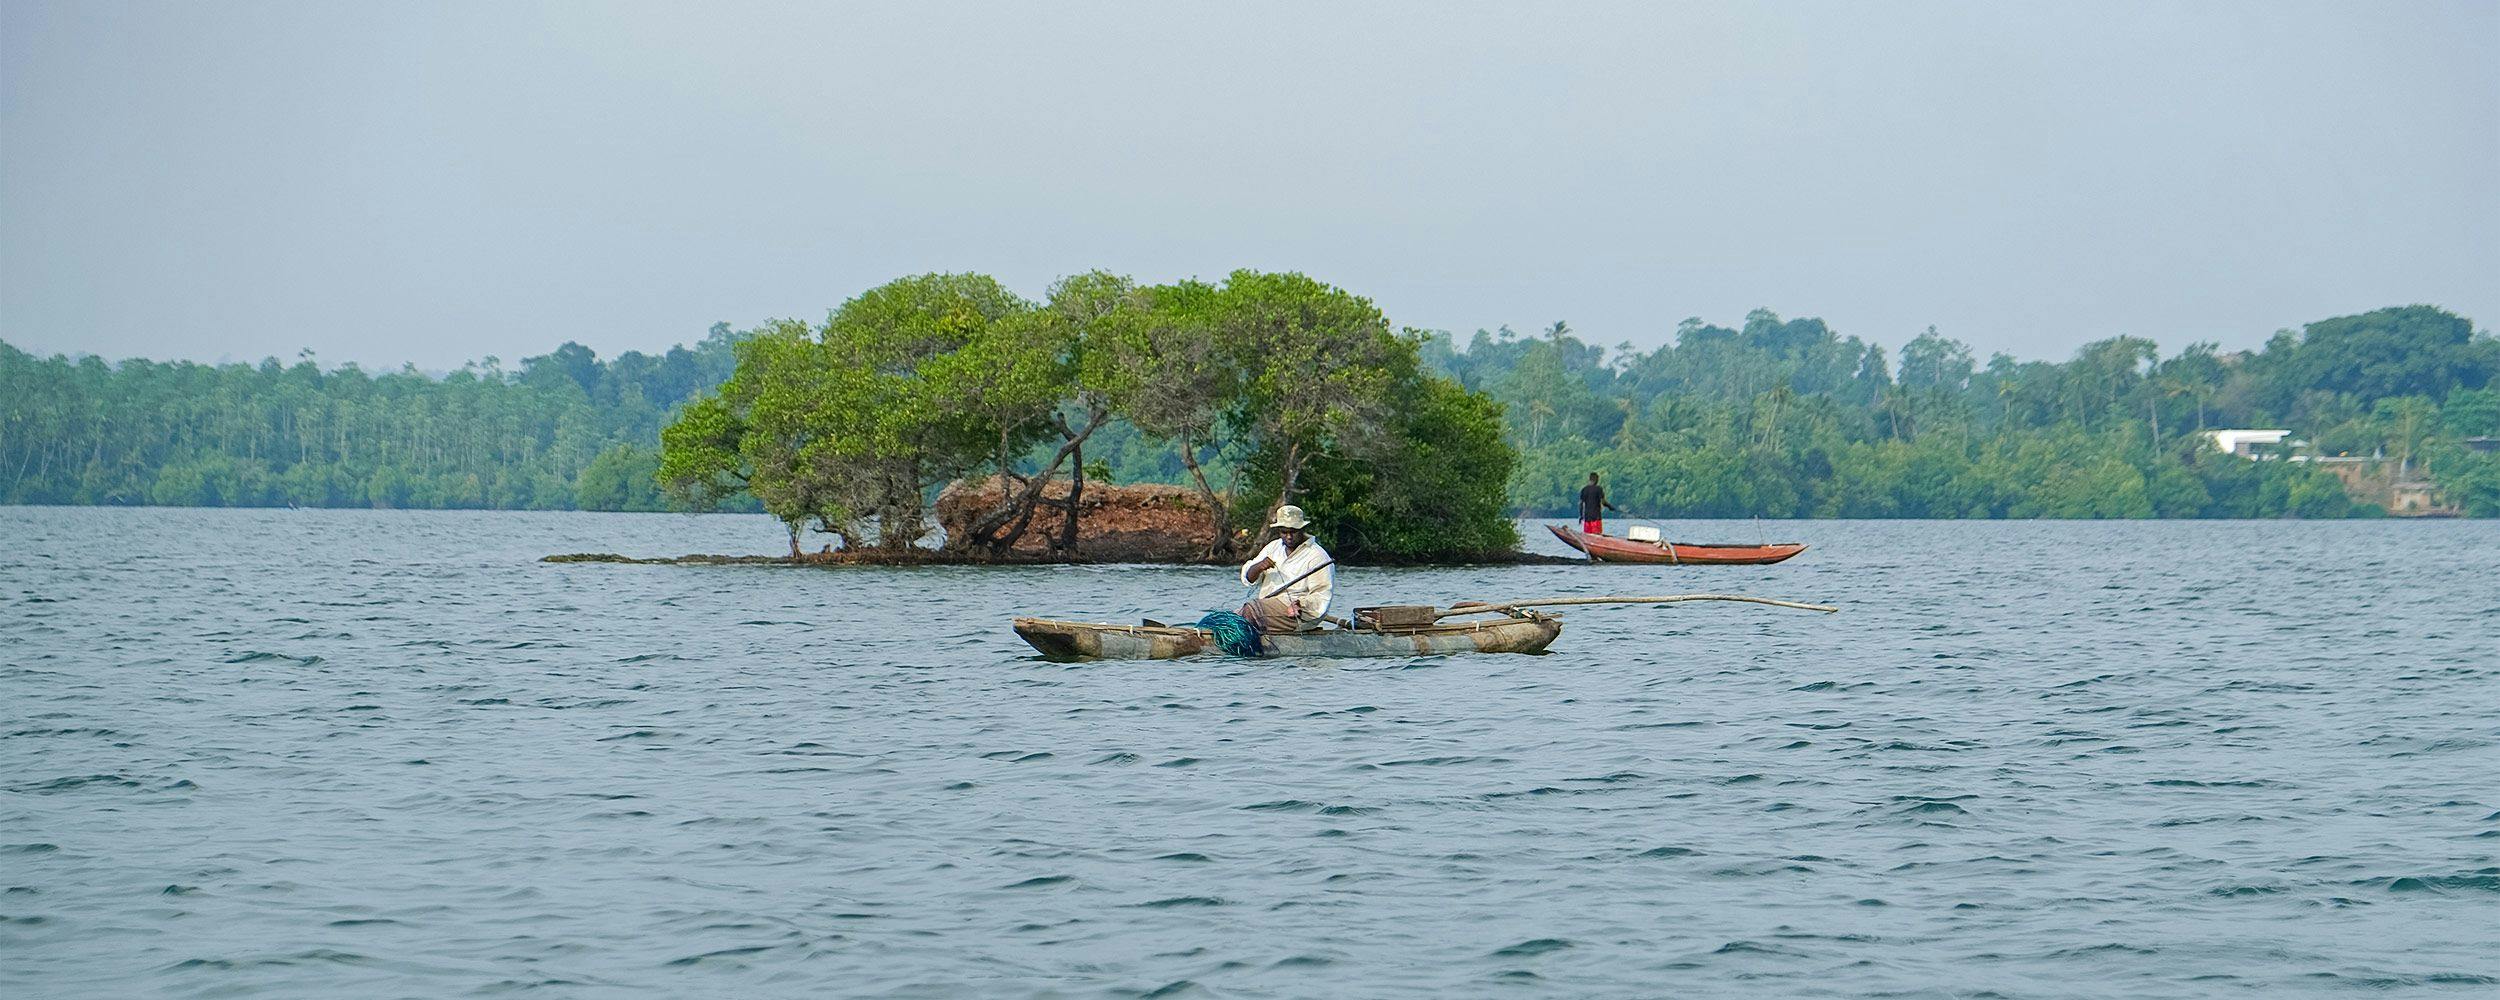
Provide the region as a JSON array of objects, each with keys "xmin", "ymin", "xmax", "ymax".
[{"xmin": 1012, "ymin": 593, "xmax": 1837, "ymax": 661}]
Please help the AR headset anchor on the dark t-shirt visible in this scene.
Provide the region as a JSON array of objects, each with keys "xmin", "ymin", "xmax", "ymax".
[{"xmin": 1578, "ymin": 482, "xmax": 1607, "ymax": 520}]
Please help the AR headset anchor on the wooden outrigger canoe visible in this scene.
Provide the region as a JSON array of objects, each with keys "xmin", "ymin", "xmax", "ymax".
[
  {"xmin": 1014, "ymin": 593, "xmax": 1836, "ymax": 662},
  {"xmin": 1012, "ymin": 613, "xmax": 1563, "ymax": 661},
  {"xmin": 1548, "ymin": 524, "xmax": 1807, "ymax": 565}
]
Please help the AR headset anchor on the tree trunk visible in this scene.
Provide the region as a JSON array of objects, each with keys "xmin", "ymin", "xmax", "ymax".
[
  {"xmin": 875, "ymin": 463, "xmax": 913, "ymax": 552},
  {"xmin": 1178, "ymin": 433, "xmax": 1229, "ymax": 558},
  {"xmin": 1053, "ymin": 439, "xmax": 1084, "ymax": 553},
  {"xmin": 961, "ymin": 467, "xmax": 1029, "ymax": 549},
  {"xmin": 994, "ymin": 469, "xmax": 1050, "ymax": 554},
  {"xmin": 985, "ymin": 404, "xmax": 1107, "ymax": 555},
  {"xmin": 958, "ymin": 425, "xmax": 1023, "ymax": 549}
]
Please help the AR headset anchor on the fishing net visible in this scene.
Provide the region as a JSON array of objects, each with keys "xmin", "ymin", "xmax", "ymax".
[{"xmin": 1196, "ymin": 611, "xmax": 1263, "ymax": 657}]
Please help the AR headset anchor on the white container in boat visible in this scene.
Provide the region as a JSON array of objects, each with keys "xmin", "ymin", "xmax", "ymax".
[{"xmin": 1627, "ymin": 525, "xmax": 1661, "ymax": 543}]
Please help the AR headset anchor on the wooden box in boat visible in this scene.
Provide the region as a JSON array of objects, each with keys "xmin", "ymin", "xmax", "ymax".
[
  {"xmin": 1354, "ymin": 604, "xmax": 1439, "ymax": 629},
  {"xmin": 1012, "ymin": 614, "xmax": 1562, "ymax": 661},
  {"xmin": 1547, "ymin": 524, "xmax": 1806, "ymax": 565}
]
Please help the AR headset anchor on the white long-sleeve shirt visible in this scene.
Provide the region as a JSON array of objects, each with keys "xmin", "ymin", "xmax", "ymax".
[{"xmin": 1241, "ymin": 537, "xmax": 1333, "ymax": 618}]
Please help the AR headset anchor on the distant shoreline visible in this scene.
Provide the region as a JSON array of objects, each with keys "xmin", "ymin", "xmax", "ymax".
[
  {"xmin": 540, "ymin": 550, "xmax": 1589, "ymax": 568},
  {"xmin": 0, "ymin": 502, "xmax": 2471, "ymax": 521}
]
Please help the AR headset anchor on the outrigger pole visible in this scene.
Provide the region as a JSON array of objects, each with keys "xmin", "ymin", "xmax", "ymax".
[{"xmin": 1437, "ymin": 593, "xmax": 1839, "ymax": 619}]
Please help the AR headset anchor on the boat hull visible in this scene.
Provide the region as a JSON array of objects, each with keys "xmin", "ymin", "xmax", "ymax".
[
  {"xmin": 1547, "ymin": 524, "xmax": 1806, "ymax": 565},
  {"xmin": 1012, "ymin": 615, "xmax": 1562, "ymax": 661}
]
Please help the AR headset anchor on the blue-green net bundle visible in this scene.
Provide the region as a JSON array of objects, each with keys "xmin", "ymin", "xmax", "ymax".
[{"xmin": 1196, "ymin": 611, "xmax": 1263, "ymax": 657}]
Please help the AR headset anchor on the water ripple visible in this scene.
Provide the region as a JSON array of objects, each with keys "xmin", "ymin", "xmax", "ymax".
[{"xmin": 2, "ymin": 509, "xmax": 2496, "ymax": 997}]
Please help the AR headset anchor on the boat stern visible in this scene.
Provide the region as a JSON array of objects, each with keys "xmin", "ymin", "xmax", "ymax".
[{"xmin": 1012, "ymin": 617, "xmax": 1211, "ymax": 661}]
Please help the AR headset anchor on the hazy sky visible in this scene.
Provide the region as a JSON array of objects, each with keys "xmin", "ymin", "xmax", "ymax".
[{"xmin": 4, "ymin": 1, "xmax": 2493, "ymax": 370}]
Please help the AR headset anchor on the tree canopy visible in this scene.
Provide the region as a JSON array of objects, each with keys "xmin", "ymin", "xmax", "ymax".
[
  {"xmin": 7, "ymin": 294, "xmax": 2494, "ymax": 529},
  {"xmin": 1442, "ymin": 304, "xmax": 2495, "ymax": 519},
  {"xmin": 1, "ymin": 328, "xmax": 748, "ymax": 511},
  {"xmin": 653, "ymin": 270, "xmax": 1522, "ymax": 560}
]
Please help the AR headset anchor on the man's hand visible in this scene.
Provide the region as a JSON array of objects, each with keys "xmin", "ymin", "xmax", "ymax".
[{"xmin": 1245, "ymin": 557, "xmax": 1274, "ymax": 579}]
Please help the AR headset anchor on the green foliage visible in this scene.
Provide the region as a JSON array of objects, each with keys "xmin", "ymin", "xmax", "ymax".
[
  {"xmin": 1245, "ymin": 374, "xmax": 1520, "ymax": 560},
  {"xmin": 2437, "ymin": 453, "xmax": 2500, "ymax": 516},
  {"xmin": 655, "ymin": 269, "xmax": 1522, "ymax": 559},
  {"xmin": 659, "ymin": 274, "xmax": 1137, "ymax": 552},
  {"xmin": 1414, "ymin": 304, "xmax": 2493, "ymax": 519},
  {"xmin": 1198, "ymin": 272, "xmax": 1528, "ymax": 557},
  {"xmin": 2015, "ymin": 457, "xmax": 2153, "ymax": 519},
  {"xmin": 2442, "ymin": 389, "xmax": 2500, "ymax": 437},
  {"xmin": 575, "ymin": 444, "xmax": 665, "ymax": 512},
  {"xmin": 2285, "ymin": 469, "xmax": 2357, "ymax": 518},
  {"xmin": 678, "ymin": 277, "xmax": 1065, "ymax": 548},
  {"xmin": 0, "ymin": 329, "xmax": 747, "ymax": 510},
  {"xmin": 2254, "ymin": 306, "xmax": 2497, "ymax": 409},
  {"xmin": 1212, "ymin": 270, "xmax": 1415, "ymax": 516},
  {"xmin": 11, "ymin": 291, "xmax": 2493, "ymax": 532},
  {"xmin": 655, "ymin": 393, "xmax": 749, "ymax": 512}
]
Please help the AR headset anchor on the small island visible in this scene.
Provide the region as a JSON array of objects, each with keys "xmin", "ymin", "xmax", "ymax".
[{"xmin": 644, "ymin": 270, "xmax": 1525, "ymax": 565}]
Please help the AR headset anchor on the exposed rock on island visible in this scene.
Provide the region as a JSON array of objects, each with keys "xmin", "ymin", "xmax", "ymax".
[{"xmin": 933, "ymin": 477, "xmax": 1222, "ymax": 563}]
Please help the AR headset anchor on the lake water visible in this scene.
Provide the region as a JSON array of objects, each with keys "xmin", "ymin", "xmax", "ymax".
[{"xmin": 3, "ymin": 507, "xmax": 2496, "ymax": 998}]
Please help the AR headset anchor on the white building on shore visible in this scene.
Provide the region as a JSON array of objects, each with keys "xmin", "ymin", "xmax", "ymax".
[{"xmin": 2201, "ymin": 429, "xmax": 2292, "ymax": 459}]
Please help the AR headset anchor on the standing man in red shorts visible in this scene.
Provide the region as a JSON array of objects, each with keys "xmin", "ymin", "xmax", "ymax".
[{"xmin": 1579, "ymin": 472, "xmax": 1619, "ymax": 535}]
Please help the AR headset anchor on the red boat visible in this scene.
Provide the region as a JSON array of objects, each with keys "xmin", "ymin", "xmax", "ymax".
[{"xmin": 1547, "ymin": 524, "xmax": 1807, "ymax": 565}]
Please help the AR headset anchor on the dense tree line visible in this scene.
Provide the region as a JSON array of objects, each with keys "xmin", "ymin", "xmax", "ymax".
[
  {"xmin": 1423, "ymin": 305, "xmax": 2500, "ymax": 518},
  {"xmin": 7, "ymin": 292, "xmax": 2494, "ymax": 531},
  {"xmin": 0, "ymin": 328, "xmax": 749, "ymax": 511}
]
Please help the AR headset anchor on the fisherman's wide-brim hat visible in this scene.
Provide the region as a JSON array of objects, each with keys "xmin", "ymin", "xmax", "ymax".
[{"xmin": 1270, "ymin": 505, "xmax": 1310, "ymax": 530}]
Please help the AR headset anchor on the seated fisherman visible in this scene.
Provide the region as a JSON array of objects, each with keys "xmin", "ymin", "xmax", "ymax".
[{"xmin": 1237, "ymin": 505, "xmax": 1333, "ymax": 633}]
